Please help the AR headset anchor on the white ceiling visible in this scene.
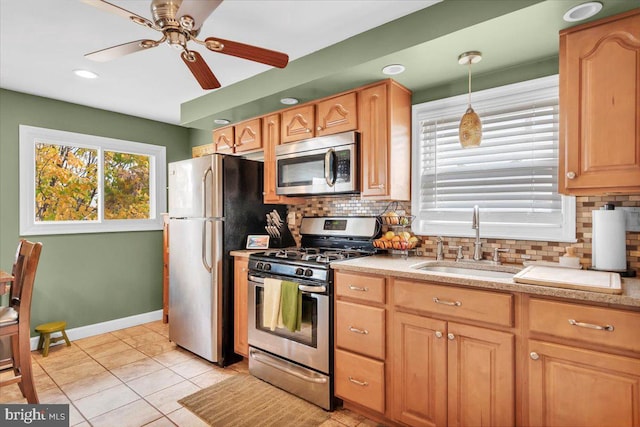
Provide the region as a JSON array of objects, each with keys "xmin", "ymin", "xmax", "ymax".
[{"xmin": 0, "ymin": 0, "xmax": 440, "ymax": 125}]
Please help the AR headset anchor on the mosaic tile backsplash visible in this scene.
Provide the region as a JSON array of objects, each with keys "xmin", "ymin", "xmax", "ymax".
[{"xmin": 288, "ymin": 195, "xmax": 640, "ymax": 273}]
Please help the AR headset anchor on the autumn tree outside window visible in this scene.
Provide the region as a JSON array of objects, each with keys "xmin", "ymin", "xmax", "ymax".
[{"xmin": 20, "ymin": 126, "xmax": 166, "ymax": 235}]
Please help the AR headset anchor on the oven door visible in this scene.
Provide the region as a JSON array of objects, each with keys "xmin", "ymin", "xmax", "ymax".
[
  {"xmin": 275, "ymin": 143, "xmax": 357, "ymax": 195},
  {"xmin": 248, "ymin": 274, "xmax": 329, "ymax": 374}
]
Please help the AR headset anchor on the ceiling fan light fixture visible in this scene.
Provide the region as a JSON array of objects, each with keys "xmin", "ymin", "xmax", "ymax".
[
  {"xmin": 73, "ymin": 69, "xmax": 98, "ymax": 79},
  {"xmin": 563, "ymin": 1, "xmax": 603, "ymax": 22},
  {"xmin": 382, "ymin": 64, "xmax": 405, "ymax": 75},
  {"xmin": 280, "ymin": 97, "xmax": 299, "ymax": 105},
  {"xmin": 458, "ymin": 51, "xmax": 482, "ymax": 148}
]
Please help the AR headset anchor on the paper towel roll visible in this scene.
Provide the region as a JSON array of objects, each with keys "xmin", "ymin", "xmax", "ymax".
[{"xmin": 592, "ymin": 209, "xmax": 626, "ymax": 272}]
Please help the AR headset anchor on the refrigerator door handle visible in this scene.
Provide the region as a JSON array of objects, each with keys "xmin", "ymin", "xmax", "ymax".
[
  {"xmin": 202, "ymin": 219, "xmax": 213, "ymax": 272},
  {"xmin": 202, "ymin": 166, "xmax": 213, "ymax": 218}
]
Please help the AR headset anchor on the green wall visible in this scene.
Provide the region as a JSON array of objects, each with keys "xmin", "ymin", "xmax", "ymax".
[{"xmin": 0, "ymin": 89, "xmax": 191, "ymax": 334}]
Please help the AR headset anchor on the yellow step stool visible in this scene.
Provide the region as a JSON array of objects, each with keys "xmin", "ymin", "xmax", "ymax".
[{"xmin": 35, "ymin": 321, "xmax": 71, "ymax": 357}]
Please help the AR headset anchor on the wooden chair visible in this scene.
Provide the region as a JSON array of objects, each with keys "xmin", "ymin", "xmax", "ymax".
[{"xmin": 0, "ymin": 239, "xmax": 43, "ymax": 403}]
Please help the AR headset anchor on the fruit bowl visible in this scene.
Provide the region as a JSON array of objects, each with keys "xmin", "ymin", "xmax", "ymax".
[
  {"xmin": 373, "ymin": 231, "xmax": 420, "ymax": 251},
  {"xmin": 378, "ymin": 212, "xmax": 414, "ymax": 226}
]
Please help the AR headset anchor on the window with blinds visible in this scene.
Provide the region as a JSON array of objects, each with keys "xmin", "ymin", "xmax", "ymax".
[{"xmin": 411, "ymin": 75, "xmax": 576, "ymax": 241}]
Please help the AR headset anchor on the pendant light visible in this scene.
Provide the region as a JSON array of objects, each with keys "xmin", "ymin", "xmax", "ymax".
[{"xmin": 458, "ymin": 51, "xmax": 482, "ymax": 148}]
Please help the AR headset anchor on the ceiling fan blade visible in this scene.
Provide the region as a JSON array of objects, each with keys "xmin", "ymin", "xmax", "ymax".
[
  {"xmin": 80, "ymin": 0, "xmax": 157, "ymax": 29},
  {"xmin": 176, "ymin": 0, "xmax": 223, "ymax": 31},
  {"xmin": 181, "ymin": 51, "xmax": 221, "ymax": 90},
  {"xmin": 86, "ymin": 40, "xmax": 158, "ymax": 62},
  {"xmin": 204, "ymin": 37, "xmax": 289, "ymax": 68}
]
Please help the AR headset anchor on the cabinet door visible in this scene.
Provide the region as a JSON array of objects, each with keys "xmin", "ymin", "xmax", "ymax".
[
  {"xmin": 262, "ymin": 114, "xmax": 305, "ymax": 205},
  {"xmin": 213, "ymin": 126, "xmax": 234, "ymax": 154},
  {"xmin": 315, "ymin": 92, "xmax": 357, "ymax": 136},
  {"xmin": 233, "ymin": 257, "xmax": 249, "ymax": 357},
  {"xmin": 358, "ymin": 83, "xmax": 389, "ymax": 197},
  {"xmin": 281, "ymin": 104, "xmax": 315, "ymax": 143},
  {"xmin": 392, "ymin": 311, "xmax": 447, "ymax": 427},
  {"xmin": 559, "ymin": 10, "xmax": 640, "ymax": 194},
  {"xmin": 234, "ymin": 118, "xmax": 262, "ymax": 153},
  {"xmin": 528, "ymin": 339, "xmax": 640, "ymax": 427},
  {"xmin": 447, "ymin": 322, "xmax": 514, "ymax": 427}
]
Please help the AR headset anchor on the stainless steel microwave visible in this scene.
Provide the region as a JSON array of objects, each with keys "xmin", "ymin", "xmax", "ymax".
[{"xmin": 275, "ymin": 131, "xmax": 359, "ymax": 196}]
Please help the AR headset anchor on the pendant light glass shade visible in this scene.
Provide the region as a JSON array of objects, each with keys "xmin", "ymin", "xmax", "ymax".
[{"xmin": 458, "ymin": 51, "xmax": 482, "ymax": 148}]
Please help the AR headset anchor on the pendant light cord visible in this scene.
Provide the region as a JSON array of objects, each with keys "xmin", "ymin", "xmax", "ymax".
[{"xmin": 468, "ymin": 62, "xmax": 472, "ymax": 108}]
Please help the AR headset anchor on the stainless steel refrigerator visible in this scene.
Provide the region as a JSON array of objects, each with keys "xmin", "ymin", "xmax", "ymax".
[{"xmin": 168, "ymin": 154, "xmax": 285, "ymax": 365}]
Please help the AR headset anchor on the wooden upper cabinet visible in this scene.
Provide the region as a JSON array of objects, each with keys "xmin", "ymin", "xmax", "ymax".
[
  {"xmin": 213, "ymin": 126, "xmax": 234, "ymax": 154},
  {"xmin": 235, "ymin": 118, "xmax": 262, "ymax": 153},
  {"xmin": 559, "ymin": 9, "xmax": 640, "ymax": 195},
  {"xmin": 315, "ymin": 92, "xmax": 357, "ymax": 136},
  {"xmin": 281, "ymin": 104, "xmax": 315, "ymax": 143},
  {"xmin": 262, "ymin": 113, "xmax": 305, "ymax": 205},
  {"xmin": 358, "ymin": 80, "xmax": 411, "ymax": 200},
  {"xmin": 281, "ymin": 92, "xmax": 358, "ymax": 143}
]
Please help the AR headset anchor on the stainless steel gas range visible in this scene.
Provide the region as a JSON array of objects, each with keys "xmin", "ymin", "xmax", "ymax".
[{"xmin": 247, "ymin": 216, "xmax": 379, "ymax": 410}]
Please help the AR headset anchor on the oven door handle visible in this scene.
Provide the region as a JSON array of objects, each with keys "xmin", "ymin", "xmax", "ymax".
[
  {"xmin": 249, "ymin": 349, "xmax": 328, "ymax": 384},
  {"xmin": 249, "ymin": 276, "xmax": 326, "ymax": 294},
  {"xmin": 298, "ymin": 284, "xmax": 326, "ymax": 294},
  {"xmin": 324, "ymin": 148, "xmax": 336, "ymax": 187}
]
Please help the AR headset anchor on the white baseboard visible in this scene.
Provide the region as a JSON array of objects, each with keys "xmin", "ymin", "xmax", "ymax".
[{"xmin": 29, "ymin": 310, "xmax": 164, "ymax": 351}]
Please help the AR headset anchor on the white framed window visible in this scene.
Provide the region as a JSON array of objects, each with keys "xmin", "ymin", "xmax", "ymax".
[
  {"xmin": 19, "ymin": 125, "xmax": 166, "ymax": 236},
  {"xmin": 411, "ymin": 75, "xmax": 576, "ymax": 242}
]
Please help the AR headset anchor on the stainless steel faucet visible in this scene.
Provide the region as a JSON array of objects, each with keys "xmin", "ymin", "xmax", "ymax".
[{"xmin": 472, "ymin": 205, "xmax": 482, "ymax": 261}]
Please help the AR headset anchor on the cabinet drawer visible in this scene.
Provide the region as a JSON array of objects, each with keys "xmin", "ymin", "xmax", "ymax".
[
  {"xmin": 335, "ymin": 271, "xmax": 385, "ymax": 304},
  {"xmin": 336, "ymin": 301, "xmax": 385, "ymax": 359},
  {"xmin": 335, "ymin": 349, "xmax": 385, "ymax": 414},
  {"xmin": 529, "ymin": 298, "xmax": 640, "ymax": 353},
  {"xmin": 394, "ymin": 279, "xmax": 513, "ymax": 327}
]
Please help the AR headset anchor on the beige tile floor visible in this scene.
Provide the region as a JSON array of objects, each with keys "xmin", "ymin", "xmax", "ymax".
[{"xmin": 0, "ymin": 321, "xmax": 381, "ymax": 426}]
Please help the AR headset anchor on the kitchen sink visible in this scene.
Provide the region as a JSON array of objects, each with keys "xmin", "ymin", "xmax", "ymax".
[{"xmin": 411, "ymin": 261, "xmax": 521, "ymax": 279}]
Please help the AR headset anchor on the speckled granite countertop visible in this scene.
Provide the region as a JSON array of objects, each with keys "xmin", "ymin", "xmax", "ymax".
[
  {"xmin": 331, "ymin": 255, "xmax": 640, "ymax": 309},
  {"xmin": 229, "ymin": 250, "xmax": 263, "ymax": 258}
]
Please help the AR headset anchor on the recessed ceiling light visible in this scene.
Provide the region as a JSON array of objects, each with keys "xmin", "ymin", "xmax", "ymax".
[
  {"xmin": 563, "ymin": 1, "xmax": 603, "ymax": 22},
  {"xmin": 73, "ymin": 69, "xmax": 98, "ymax": 79},
  {"xmin": 280, "ymin": 97, "xmax": 299, "ymax": 105},
  {"xmin": 213, "ymin": 119, "xmax": 230, "ymax": 125},
  {"xmin": 382, "ymin": 64, "xmax": 405, "ymax": 75}
]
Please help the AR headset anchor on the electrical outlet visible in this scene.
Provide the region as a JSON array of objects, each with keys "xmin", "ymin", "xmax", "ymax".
[
  {"xmin": 287, "ymin": 211, "xmax": 296, "ymax": 226},
  {"xmin": 620, "ymin": 207, "xmax": 640, "ymax": 232}
]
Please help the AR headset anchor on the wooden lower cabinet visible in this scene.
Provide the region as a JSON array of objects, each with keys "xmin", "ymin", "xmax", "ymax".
[
  {"xmin": 233, "ymin": 257, "xmax": 249, "ymax": 357},
  {"xmin": 392, "ymin": 312, "xmax": 447, "ymax": 427},
  {"xmin": 335, "ymin": 349, "xmax": 385, "ymax": 414},
  {"xmin": 392, "ymin": 312, "xmax": 514, "ymax": 427},
  {"xmin": 527, "ymin": 339, "xmax": 640, "ymax": 427}
]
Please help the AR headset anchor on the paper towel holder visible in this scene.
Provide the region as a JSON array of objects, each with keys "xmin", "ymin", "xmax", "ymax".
[{"xmin": 590, "ymin": 203, "xmax": 636, "ymax": 277}]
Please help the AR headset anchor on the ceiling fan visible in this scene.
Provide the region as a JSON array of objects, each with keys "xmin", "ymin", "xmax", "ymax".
[{"xmin": 81, "ymin": 0, "xmax": 289, "ymax": 89}]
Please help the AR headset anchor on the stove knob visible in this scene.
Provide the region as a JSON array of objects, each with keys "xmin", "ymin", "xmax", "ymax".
[
  {"xmin": 304, "ymin": 269, "xmax": 313, "ymax": 277},
  {"xmin": 264, "ymin": 263, "xmax": 272, "ymax": 271},
  {"xmin": 295, "ymin": 267, "xmax": 304, "ymax": 276},
  {"xmin": 256, "ymin": 262, "xmax": 264, "ymax": 270}
]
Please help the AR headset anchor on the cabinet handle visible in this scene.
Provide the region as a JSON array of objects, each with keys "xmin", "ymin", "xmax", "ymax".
[
  {"xmin": 348, "ymin": 377, "xmax": 369, "ymax": 387},
  {"xmin": 349, "ymin": 326, "xmax": 369, "ymax": 335},
  {"xmin": 568, "ymin": 319, "xmax": 614, "ymax": 332},
  {"xmin": 530, "ymin": 352, "xmax": 540, "ymax": 360},
  {"xmin": 433, "ymin": 297, "xmax": 461, "ymax": 307},
  {"xmin": 371, "ymin": 184, "xmax": 385, "ymax": 189},
  {"xmin": 317, "ymin": 126, "xmax": 323, "ymax": 131},
  {"xmin": 566, "ymin": 171, "xmax": 576, "ymax": 179},
  {"xmin": 447, "ymin": 333, "xmax": 455, "ymax": 340},
  {"xmin": 305, "ymin": 128, "xmax": 312, "ymax": 133},
  {"xmin": 348, "ymin": 285, "xmax": 369, "ymax": 292},
  {"xmin": 242, "ymin": 267, "xmax": 247, "ymax": 272},
  {"xmin": 435, "ymin": 331, "xmax": 443, "ymax": 338}
]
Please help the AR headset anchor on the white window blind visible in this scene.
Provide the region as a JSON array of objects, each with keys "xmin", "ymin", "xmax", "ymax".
[{"xmin": 411, "ymin": 75, "xmax": 576, "ymax": 242}]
